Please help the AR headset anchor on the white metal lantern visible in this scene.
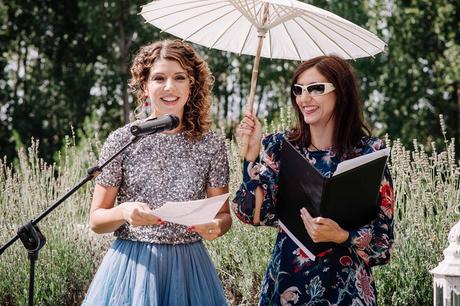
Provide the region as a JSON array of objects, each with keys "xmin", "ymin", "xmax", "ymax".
[{"xmin": 430, "ymin": 221, "xmax": 460, "ymax": 306}]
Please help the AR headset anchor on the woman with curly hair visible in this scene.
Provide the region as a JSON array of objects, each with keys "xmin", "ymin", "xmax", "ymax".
[
  {"xmin": 82, "ymin": 40, "xmax": 231, "ymax": 306},
  {"xmin": 233, "ymin": 55, "xmax": 394, "ymax": 305}
]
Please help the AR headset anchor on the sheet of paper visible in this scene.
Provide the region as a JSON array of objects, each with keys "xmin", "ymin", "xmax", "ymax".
[
  {"xmin": 152, "ymin": 193, "xmax": 229, "ymax": 226},
  {"xmin": 334, "ymin": 147, "xmax": 390, "ymax": 176},
  {"xmin": 279, "ymin": 221, "xmax": 316, "ymax": 261}
]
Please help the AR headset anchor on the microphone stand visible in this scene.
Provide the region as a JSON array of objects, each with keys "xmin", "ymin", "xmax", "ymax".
[{"xmin": 0, "ymin": 134, "xmax": 145, "ymax": 306}]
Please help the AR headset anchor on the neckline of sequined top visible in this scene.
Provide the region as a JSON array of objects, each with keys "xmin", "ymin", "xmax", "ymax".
[{"xmin": 156, "ymin": 130, "xmax": 186, "ymax": 138}]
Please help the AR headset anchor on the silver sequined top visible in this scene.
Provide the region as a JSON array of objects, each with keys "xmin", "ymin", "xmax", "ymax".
[{"xmin": 96, "ymin": 122, "xmax": 229, "ymax": 244}]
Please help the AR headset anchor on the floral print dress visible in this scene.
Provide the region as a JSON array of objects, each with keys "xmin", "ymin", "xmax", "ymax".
[{"xmin": 232, "ymin": 132, "xmax": 394, "ymax": 306}]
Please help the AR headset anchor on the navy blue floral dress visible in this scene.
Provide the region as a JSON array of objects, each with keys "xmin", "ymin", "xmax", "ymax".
[{"xmin": 232, "ymin": 132, "xmax": 394, "ymax": 306}]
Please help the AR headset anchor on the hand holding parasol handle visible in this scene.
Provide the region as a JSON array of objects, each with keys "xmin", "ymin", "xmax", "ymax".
[{"xmin": 239, "ymin": 3, "xmax": 269, "ymax": 158}]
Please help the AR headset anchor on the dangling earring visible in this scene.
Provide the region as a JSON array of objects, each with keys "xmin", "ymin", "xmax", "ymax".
[{"xmin": 144, "ymin": 96, "xmax": 152, "ymax": 117}]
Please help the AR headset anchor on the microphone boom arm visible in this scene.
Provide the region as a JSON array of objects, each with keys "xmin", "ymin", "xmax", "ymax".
[{"xmin": 0, "ymin": 134, "xmax": 144, "ymax": 306}]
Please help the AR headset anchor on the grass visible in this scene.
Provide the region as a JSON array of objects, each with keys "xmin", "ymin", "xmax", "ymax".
[
  {"xmin": 372, "ymin": 117, "xmax": 459, "ymax": 305},
  {"xmin": 0, "ymin": 115, "xmax": 458, "ymax": 305},
  {"xmin": 0, "ymin": 136, "xmax": 111, "ymax": 305}
]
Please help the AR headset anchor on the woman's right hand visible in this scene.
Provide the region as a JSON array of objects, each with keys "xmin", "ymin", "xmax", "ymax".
[
  {"xmin": 119, "ymin": 202, "xmax": 163, "ymax": 227},
  {"xmin": 236, "ymin": 111, "xmax": 262, "ymax": 161}
]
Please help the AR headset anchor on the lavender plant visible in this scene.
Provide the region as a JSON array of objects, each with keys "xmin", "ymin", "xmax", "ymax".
[{"xmin": 0, "ymin": 114, "xmax": 458, "ymax": 305}]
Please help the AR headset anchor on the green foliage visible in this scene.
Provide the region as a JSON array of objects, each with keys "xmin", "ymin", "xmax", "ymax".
[
  {"xmin": 373, "ymin": 115, "xmax": 460, "ymax": 305},
  {"xmin": 373, "ymin": 132, "xmax": 459, "ymax": 305},
  {"xmin": 1, "ymin": 0, "xmax": 103, "ymax": 163},
  {"xmin": 0, "ymin": 0, "xmax": 169, "ymax": 163},
  {"xmin": 201, "ymin": 47, "xmax": 297, "ymax": 141},
  {"xmin": 367, "ymin": 0, "xmax": 460, "ymax": 152},
  {"xmin": 0, "ymin": 135, "xmax": 111, "ymax": 305},
  {"xmin": 204, "ymin": 139, "xmax": 276, "ymax": 305},
  {"xmin": 1, "ymin": 119, "xmax": 459, "ymax": 305},
  {"xmin": 1, "ymin": 0, "xmax": 460, "ymax": 301},
  {"xmin": 1, "ymin": 0, "xmax": 459, "ymax": 163}
]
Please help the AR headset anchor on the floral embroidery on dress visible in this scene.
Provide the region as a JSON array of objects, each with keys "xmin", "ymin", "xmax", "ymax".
[
  {"xmin": 292, "ymin": 248, "xmax": 313, "ymax": 273},
  {"xmin": 355, "ymin": 267, "xmax": 375, "ymax": 305},
  {"xmin": 339, "ymin": 256, "xmax": 353, "ymax": 267},
  {"xmin": 280, "ymin": 287, "xmax": 301, "ymax": 305},
  {"xmin": 306, "ymin": 275, "xmax": 326, "ymax": 300},
  {"xmin": 380, "ymin": 182, "xmax": 394, "ymax": 218},
  {"xmin": 353, "ymin": 229, "xmax": 373, "ymax": 250}
]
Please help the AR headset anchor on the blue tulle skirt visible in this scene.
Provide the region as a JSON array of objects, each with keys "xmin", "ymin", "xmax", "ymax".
[{"xmin": 82, "ymin": 238, "xmax": 227, "ymax": 306}]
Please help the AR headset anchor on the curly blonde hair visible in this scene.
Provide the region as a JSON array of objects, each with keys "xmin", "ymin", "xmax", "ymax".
[{"xmin": 129, "ymin": 39, "xmax": 214, "ymax": 140}]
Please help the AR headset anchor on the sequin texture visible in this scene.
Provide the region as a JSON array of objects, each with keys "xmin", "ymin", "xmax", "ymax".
[{"xmin": 96, "ymin": 122, "xmax": 229, "ymax": 244}]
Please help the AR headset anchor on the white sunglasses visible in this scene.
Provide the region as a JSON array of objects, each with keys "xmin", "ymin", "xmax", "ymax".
[{"xmin": 292, "ymin": 83, "xmax": 336, "ymax": 97}]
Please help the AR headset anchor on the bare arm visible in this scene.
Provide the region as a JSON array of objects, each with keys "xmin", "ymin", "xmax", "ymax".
[
  {"xmin": 89, "ymin": 184, "xmax": 162, "ymax": 234},
  {"xmin": 89, "ymin": 184, "xmax": 125, "ymax": 233},
  {"xmin": 189, "ymin": 186, "xmax": 232, "ymax": 240},
  {"xmin": 209, "ymin": 186, "xmax": 232, "ymax": 236}
]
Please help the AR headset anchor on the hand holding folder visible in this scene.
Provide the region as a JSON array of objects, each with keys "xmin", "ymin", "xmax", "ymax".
[{"xmin": 276, "ymin": 139, "xmax": 390, "ymax": 260}]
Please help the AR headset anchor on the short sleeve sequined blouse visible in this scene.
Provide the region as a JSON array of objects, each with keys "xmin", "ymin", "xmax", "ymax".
[{"xmin": 95, "ymin": 122, "xmax": 229, "ymax": 245}]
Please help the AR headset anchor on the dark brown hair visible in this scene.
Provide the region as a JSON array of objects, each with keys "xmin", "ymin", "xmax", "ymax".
[
  {"xmin": 129, "ymin": 39, "xmax": 213, "ymax": 140},
  {"xmin": 288, "ymin": 55, "xmax": 371, "ymax": 158}
]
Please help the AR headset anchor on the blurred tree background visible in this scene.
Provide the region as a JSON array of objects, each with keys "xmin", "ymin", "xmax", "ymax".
[{"xmin": 0, "ymin": 0, "xmax": 459, "ymax": 162}]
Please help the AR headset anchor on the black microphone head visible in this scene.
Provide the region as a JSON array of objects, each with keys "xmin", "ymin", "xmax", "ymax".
[
  {"xmin": 130, "ymin": 114, "xmax": 181, "ymax": 136},
  {"xmin": 167, "ymin": 114, "xmax": 180, "ymax": 130}
]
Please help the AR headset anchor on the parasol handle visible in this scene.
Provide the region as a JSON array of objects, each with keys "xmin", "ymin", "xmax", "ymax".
[
  {"xmin": 240, "ymin": 3, "xmax": 269, "ymax": 158},
  {"xmin": 239, "ymin": 51, "xmax": 262, "ymax": 158}
]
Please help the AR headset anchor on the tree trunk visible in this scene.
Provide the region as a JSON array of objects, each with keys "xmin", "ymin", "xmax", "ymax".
[
  {"xmin": 13, "ymin": 40, "xmax": 21, "ymax": 102},
  {"xmin": 223, "ymin": 91, "xmax": 229, "ymax": 121},
  {"xmin": 120, "ymin": 27, "xmax": 129, "ymax": 123},
  {"xmin": 119, "ymin": 1, "xmax": 132, "ymax": 124},
  {"xmin": 457, "ymin": 84, "xmax": 460, "ymax": 159},
  {"xmin": 21, "ymin": 45, "xmax": 28, "ymax": 99}
]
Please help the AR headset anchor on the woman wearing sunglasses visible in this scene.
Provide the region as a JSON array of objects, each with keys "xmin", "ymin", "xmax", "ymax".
[{"xmin": 233, "ymin": 55, "xmax": 394, "ymax": 306}]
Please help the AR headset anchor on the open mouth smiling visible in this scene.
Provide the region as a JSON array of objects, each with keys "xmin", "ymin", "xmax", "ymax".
[{"xmin": 161, "ymin": 96, "xmax": 180, "ymax": 103}]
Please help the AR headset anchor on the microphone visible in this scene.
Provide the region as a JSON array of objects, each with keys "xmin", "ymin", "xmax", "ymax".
[{"xmin": 130, "ymin": 114, "xmax": 180, "ymax": 136}]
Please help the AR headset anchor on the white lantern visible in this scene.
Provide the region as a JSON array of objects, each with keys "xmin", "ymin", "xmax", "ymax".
[{"xmin": 430, "ymin": 221, "xmax": 460, "ymax": 306}]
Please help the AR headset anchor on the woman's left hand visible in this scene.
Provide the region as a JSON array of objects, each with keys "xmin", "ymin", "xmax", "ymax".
[
  {"xmin": 187, "ymin": 220, "xmax": 221, "ymax": 241},
  {"xmin": 300, "ymin": 208, "xmax": 349, "ymax": 244}
]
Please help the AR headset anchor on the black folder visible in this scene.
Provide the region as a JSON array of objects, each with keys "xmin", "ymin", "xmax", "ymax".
[{"xmin": 276, "ymin": 139, "xmax": 389, "ymax": 259}]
